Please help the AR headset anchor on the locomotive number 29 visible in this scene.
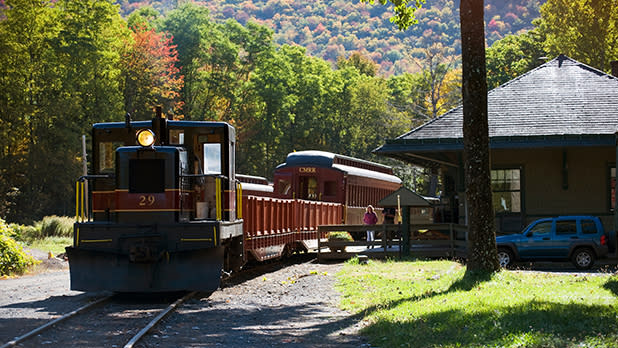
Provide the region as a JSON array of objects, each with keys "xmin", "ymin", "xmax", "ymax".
[{"xmin": 139, "ymin": 195, "xmax": 155, "ymax": 206}]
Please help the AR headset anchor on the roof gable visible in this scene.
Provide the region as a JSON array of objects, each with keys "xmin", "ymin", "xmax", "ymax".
[
  {"xmin": 378, "ymin": 186, "xmax": 432, "ymax": 207},
  {"xmin": 398, "ymin": 55, "xmax": 618, "ymax": 141}
]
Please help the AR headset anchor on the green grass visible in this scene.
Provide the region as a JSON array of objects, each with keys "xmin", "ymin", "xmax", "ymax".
[
  {"xmin": 336, "ymin": 258, "xmax": 618, "ymax": 348},
  {"xmin": 27, "ymin": 237, "xmax": 72, "ymax": 255}
]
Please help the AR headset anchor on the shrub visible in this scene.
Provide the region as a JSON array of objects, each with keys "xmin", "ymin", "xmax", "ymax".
[
  {"xmin": 327, "ymin": 231, "xmax": 354, "ymax": 253},
  {"xmin": 6, "ymin": 222, "xmax": 42, "ymax": 242},
  {"xmin": 40, "ymin": 216, "xmax": 75, "ymax": 238},
  {"xmin": 327, "ymin": 231, "xmax": 354, "ymax": 241},
  {"xmin": 0, "ymin": 219, "xmax": 16, "ymax": 238},
  {"xmin": 0, "ymin": 220, "xmax": 38, "ymax": 276}
]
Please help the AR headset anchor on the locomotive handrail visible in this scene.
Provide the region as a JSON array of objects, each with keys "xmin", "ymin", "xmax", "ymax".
[
  {"xmin": 180, "ymin": 173, "xmax": 228, "ymax": 180},
  {"xmin": 75, "ymin": 175, "xmax": 114, "ymax": 223},
  {"xmin": 77, "ymin": 174, "xmax": 114, "ymax": 182}
]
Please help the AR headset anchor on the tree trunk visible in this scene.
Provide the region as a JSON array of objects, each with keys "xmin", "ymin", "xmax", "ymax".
[{"xmin": 460, "ymin": 0, "xmax": 500, "ymax": 272}]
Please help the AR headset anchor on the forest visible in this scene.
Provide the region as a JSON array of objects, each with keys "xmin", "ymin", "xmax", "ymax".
[
  {"xmin": 1, "ymin": 0, "xmax": 617, "ymax": 223},
  {"xmin": 117, "ymin": 0, "xmax": 544, "ymax": 76}
]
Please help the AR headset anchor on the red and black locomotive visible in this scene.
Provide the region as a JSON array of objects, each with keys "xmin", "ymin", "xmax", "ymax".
[{"xmin": 67, "ymin": 110, "xmax": 244, "ymax": 293}]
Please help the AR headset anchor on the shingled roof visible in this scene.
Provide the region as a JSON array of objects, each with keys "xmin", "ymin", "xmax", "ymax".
[{"xmin": 375, "ymin": 55, "xmax": 618, "ymax": 160}]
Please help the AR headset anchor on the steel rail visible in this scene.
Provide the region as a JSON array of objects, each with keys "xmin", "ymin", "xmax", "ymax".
[
  {"xmin": 0, "ymin": 295, "xmax": 112, "ymax": 348},
  {"xmin": 123, "ymin": 291, "xmax": 197, "ymax": 348}
]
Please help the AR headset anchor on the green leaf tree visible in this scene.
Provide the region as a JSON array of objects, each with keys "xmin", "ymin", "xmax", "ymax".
[
  {"xmin": 485, "ymin": 28, "xmax": 546, "ymax": 89},
  {"xmin": 161, "ymin": 3, "xmax": 212, "ymax": 119},
  {"xmin": 538, "ymin": 0, "xmax": 618, "ymax": 72},
  {"xmin": 244, "ymin": 46, "xmax": 298, "ymax": 177},
  {"xmin": 0, "ymin": 0, "xmax": 126, "ymax": 222},
  {"xmin": 0, "ymin": 0, "xmax": 61, "ymax": 221}
]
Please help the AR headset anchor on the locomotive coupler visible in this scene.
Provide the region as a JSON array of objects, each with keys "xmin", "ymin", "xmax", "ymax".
[{"xmin": 129, "ymin": 245, "xmax": 159, "ymax": 263}]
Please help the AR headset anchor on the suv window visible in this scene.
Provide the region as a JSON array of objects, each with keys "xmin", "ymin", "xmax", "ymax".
[
  {"xmin": 581, "ymin": 220, "xmax": 598, "ymax": 234},
  {"xmin": 556, "ymin": 220, "xmax": 577, "ymax": 235},
  {"xmin": 528, "ymin": 221, "xmax": 552, "ymax": 236}
]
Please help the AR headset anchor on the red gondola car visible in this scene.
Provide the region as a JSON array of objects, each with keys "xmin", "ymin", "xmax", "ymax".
[{"xmin": 237, "ymin": 174, "xmax": 274, "ymax": 197}]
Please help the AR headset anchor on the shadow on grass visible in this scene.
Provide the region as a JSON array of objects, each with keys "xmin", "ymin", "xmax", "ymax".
[
  {"xmin": 357, "ymin": 269, "xmax": 618, "ymax": 347},
  {"xmin": 359, "ymin": 268, "xmax": 495, "ymax": 313},
  {"xmin": 603, "ymin": 277, "xmax": 618, "ymax": 297},
  {"xmin": 366, "ymin": 300, "xmax": 617, "ymax": 347}
]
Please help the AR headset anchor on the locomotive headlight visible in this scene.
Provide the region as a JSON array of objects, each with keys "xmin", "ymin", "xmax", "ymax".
[{"xmin": 136, "ymin": 129, "xmax": 155, "ymax": 147}]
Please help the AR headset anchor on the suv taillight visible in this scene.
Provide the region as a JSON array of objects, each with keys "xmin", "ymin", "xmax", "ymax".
[{"xmin": 601, "ymin": 234, "xmax": 607, "ymax": 246}]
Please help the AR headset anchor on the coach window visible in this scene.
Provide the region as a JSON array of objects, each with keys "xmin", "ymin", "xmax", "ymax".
[
  {"xmin": 203, "ymin": 143, "xmax": 221, "ymax": 174},
  {"xmin": 324, "ymin": 181, "xmax": 337, "ymax": 197},
  {"xmin": 278, "ymin": 179, "xmax": 291, "ymax": 196},
  {"xmin": 307, "ymin": 177, "xmax": 318, "ymax": 199}
]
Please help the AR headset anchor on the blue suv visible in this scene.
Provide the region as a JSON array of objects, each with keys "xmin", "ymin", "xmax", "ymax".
[{"xmin": 496, "ymin": 216, "xmax": 610, "ymax": 270}]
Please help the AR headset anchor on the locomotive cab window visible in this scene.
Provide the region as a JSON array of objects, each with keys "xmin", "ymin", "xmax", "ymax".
[
  {"xmin": 129, "ymin": 159, "xmax": 165, "ymax": 193},
  {"xmin": 99, "ymin": 142, "xmax": 123, "ymax": 173},
  {"xmin": 169, "ymin": 130, "xmax": 184, "ymax": 145},
  {"xmin": 203, "ymin": 143, "xmax": 222, "ymax": 174}
]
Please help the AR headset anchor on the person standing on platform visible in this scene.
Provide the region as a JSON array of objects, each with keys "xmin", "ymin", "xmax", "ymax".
[
  {"xmin": 382, "ymin": 207, "xmax": 396, "ymax": 248},
  {"xmin": 363, "ymin": 205, "xmax": 378, "ymax": 249},
  {"xmin": 382, "ymin": 207, "xmax": 396, "ymax": 224}
]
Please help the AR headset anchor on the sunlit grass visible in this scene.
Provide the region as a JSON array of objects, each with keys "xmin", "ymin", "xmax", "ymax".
[
  {"xmin": 336, "ymin": 258, "xmax": 618, "ymax": 348},
  {"xmin": 27, "ymin": 236, "xmax": 72, "ymax": 255}
]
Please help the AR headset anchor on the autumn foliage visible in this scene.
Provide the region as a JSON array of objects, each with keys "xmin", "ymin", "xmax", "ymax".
[{"xmin": 121, "ymin": 25, "xmax": 184, "ymax": 120}]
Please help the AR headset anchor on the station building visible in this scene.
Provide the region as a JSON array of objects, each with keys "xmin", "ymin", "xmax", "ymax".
[{"xmin": 374, "ymin": 55, "xmax": 618, "ymax": 235}]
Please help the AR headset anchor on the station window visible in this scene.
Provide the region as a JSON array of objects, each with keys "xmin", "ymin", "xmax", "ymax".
[
  {"xmin": 610, "ymin": 167, "xmax": 615, "ymax": 211},
  {"xmin": 491, "ymin": 168, "xmax": 522, "ymax": 213}
]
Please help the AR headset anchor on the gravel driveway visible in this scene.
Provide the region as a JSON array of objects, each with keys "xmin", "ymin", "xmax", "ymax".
[{"xmin": 0, "ymin": 253, "xmax": 369, "ymax": 348}]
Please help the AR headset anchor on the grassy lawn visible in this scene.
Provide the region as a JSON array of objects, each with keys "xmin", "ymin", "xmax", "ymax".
[
  {"xmin": 27, "ymin": 237, "xmax": 72, "ymax": 255},
  {"xmin": 336, "ymin": 258, "xmax": 618, "ymax": 348}
]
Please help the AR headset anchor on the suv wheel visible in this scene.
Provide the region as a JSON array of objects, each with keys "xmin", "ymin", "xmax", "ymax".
[
  {"xmin": 497, "ymin": 248, "xmax": 514, "ymax": 268},
  {"xmin": 571, "ymin": 248, "xmax": 595, "ymax": 270}
]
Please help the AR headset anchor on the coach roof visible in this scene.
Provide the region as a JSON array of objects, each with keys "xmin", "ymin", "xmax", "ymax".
[{"xmin": 276, "ymin": 150, "xmax": 401, "ymax": 184}]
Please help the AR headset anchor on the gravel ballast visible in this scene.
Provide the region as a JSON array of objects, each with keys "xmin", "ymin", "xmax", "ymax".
[{"xmin": 0, "ymin": 253, "xmax": 368, "ymax": 347}]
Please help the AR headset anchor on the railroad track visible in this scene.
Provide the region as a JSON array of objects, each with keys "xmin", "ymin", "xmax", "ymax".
[
  {"xmin": 1, "ymin": 291, "xmax": 196, "ymax": 348},
  {"xmin": 220, "ymin": 253, "xmax": 318, "ymax": 288}
]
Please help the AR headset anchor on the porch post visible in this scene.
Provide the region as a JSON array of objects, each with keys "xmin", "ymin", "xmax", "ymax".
[
  {"xmin": 610, "ymin": 132, "xmax": 618, "ymax": 238},
  {"xmin": 402, "ymin": 205, "xmax": 410, "ymax": 256}
]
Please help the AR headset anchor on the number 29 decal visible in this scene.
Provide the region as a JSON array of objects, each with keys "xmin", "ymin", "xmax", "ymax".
[{"xmin": 139, "ymin": 195, "xmax": 156, "ymax": 206}]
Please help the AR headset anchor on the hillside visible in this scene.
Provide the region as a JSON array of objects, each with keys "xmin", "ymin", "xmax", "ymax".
[{"xmin": 119, "ymin": 0, "xmax": 543, "ymax": 76}]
